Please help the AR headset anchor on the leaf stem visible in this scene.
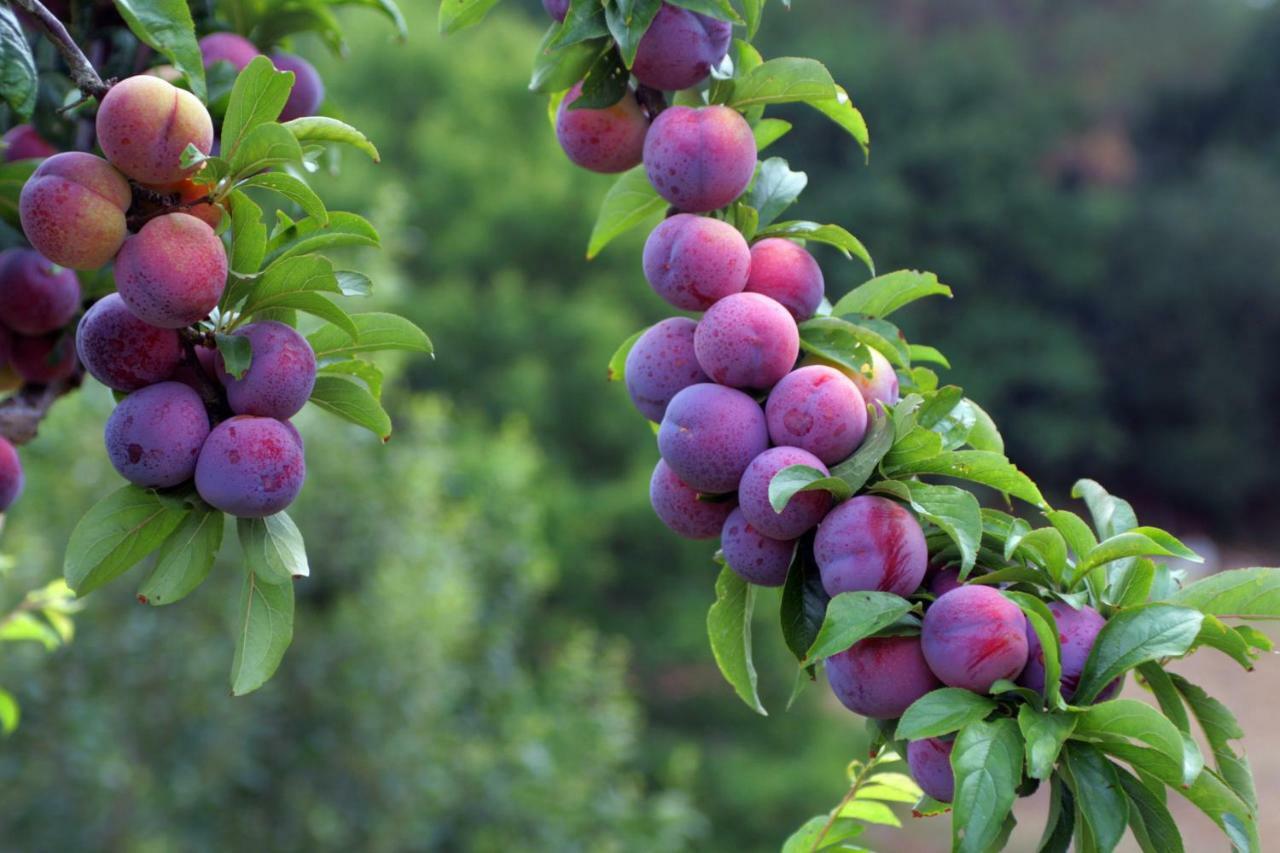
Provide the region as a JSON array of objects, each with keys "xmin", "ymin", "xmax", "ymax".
[
  {"xmin": 10, "ymin": 0, "xmax": 111, "ymax": 99},
  {"xmin": 809, "ymin": 752, "xmax": 881, "ymax": 851}
]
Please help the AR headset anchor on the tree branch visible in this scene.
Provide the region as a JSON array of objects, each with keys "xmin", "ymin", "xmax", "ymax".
[
  {"xmin": 0, "ymin": 372, "xmax": 83, "ymax": 446},
  {"xmin": 10, "ymin": 0, "xmax": 111, "ymax": 100}
]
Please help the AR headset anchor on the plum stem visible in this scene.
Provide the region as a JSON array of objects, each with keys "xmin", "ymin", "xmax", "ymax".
[
  {"xmin": 10, "ymin": 0, "xmax": 112, "ymax": 100},
  {"xmin": 0, "ymin": 368, "xmax": 83, "ymax": 446}
]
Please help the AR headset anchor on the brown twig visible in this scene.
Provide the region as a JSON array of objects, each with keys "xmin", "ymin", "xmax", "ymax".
[
  {"xmin": 10, "ymin": 0, "xmax": 112, "ymax": 100},
  {"xmin": 0, "ymin": 371, "xmax": 83, "ymax": 446}
]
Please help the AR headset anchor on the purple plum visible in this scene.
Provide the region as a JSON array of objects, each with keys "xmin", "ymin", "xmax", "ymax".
[
  {"xmin": 649, "ymin": 458, "xmax": 734, "ymax": 540},
  {"xmin": 642, "ymin": 214, "xmax": 750, "ymax": 311},
  {"xmin": 694, "ymin": 292, "xmax": 799, "ymax": 390},
  {"xmin": 624, "ymin": 317, "xmax": 709, "ymax": 422},
  {"xmin": 736, "ymin": 446, "xmax": 831, "ymax": 541},
  {"xmin": 104, "ymin": 382, "xmax": 210, "ymax": 488},
  {"xmin": 827, "ymin": 636, "xmax": 942, "ymax": 719},
  {"xmin": 814, "ymin": 495, "xmax": 928, "ymax": 597},
  {"xmin": 658, "ymin": 383, "xmax": 768, "ymax": 494},
  {"xmin": 921, "ymin": 586, "xmax": 1029, "ymax": 693},
  {"xmin": 765, "ymin": 365, "xmax": 868, "ymax": 465},
  {"xmin": 720, "ymin": 506, "xmax": 795, "ymax": 586}
]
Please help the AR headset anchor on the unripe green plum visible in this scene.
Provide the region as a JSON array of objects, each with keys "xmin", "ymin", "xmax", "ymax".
[
  {"xmin": 19, "ymin": 152, "xmax": 130, "ymax": 269},
  {"xmin": 555, "ymin": 83, "xmax": 649, "ymax": 174},
  {"xmin": 96, "ymin": 76, "xmax": 214, "ymax": 185},
  {"xmin": 0, "ymin": 248, "xmax": 81, "ymax": 334},
  {"xmin": 644, "ymin": 105, "xmax": 756, "ymax": 213},
  {"xmin": 114, "ymin": 213, "xmax": 227, "ymax": 328}
]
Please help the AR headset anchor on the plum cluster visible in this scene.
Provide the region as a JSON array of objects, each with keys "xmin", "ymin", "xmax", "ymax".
[{"xmin": 8, "ymin": 59, "xmax": 321, "ymax": 520}]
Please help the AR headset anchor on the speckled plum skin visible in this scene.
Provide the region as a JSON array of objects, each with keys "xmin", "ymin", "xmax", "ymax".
[
  {"xmin": 542, "ymin": 0, "xmax": 568, "ymax": 20},
  {"xmin": 96, "ymin": 76, "xmax": 214, "ymax": 185},
  {"xmin": 642, "ymin": 214, "xmax": 750, "ymax": 311},
  {"xmin": 555, "ymin": 82, "xmax": 649, "ymax": 175},
  {"xmin": 3, "ymin": 125, "xmax": 55, "ymax": 161},
  {"xmin": 215, "ymin": 321, "xmax": 317, "ymax": 419},
  {"xmin": 76, "ymin": 293, "xmax": 182, "ymax": 391},
  {"xmin": 814, "ymin": 495, "xmax": 929, "ymax": 597},
  {"xmin": 0, "ymin": 437, "xmax": 23, "ymax": 511},
  {"xmin": 115, "ymin": 213, "xmax": 228, "ymax": 329},
  {"xmin": 694, "ymin": 292, "xmax": 799, "ymax": 390},
  {"xmin": 631, "ymin": 3, "xmax": 732, "ymax": 92},
  {"xmin": 658, "ymin": 383, "xmax": 768, "ymax": 494},
  {"xmin": 272, "ymin": 53, "xmax": 325, "ymax": 122},
  {"xmin": 1019, "ymin": 601, "xmax": 1121, "ymax": 702},
  {"xmin": 922, "ymin": 586, "xmax": 1029, "ymax": 693},
  {"xmin": 765, "ymin": 365, "xmax": 867, "ymax": 465},
  {"xmin": 0, "ymin": 248, "xmax": 81, "ymax": 334},
  {"xmin": 745, "ymin": 239, "xmax": 825, "ymax": 321},
  {"xmin": 908, "ymin": 737, "xmax": 955, "ymax": 803},
  {"xmin": 105, "ymin": 382, "xmax": 210, "ymax": 488},
  {"xmin": 644, "ymin": 105, "xmax": 756, "ymax": 213},
  {"xmin": 19, "ymin": 152, "xmax": 131, "ymax": 270},
  {"xmin": 720, "ymin": 507, "xmax": 795, "ymax": 586},
  {"xmin": 199, "ymin": 33, "xmax": 259, "ymax": 70},
  {"xmin": 10, "ymin": 332, "xmax": 76, "ymax": 384},
  {"xmin": 196, "ymin": 415, "xmax": 306, "ymax": 517},
  {"xmin": 625, "ymin": 317, "xmax": 709, "ymax": 422},
  {"xmin": 737, "ymin": 446, "xmax": 831, "ymax": 540},
  {"xmin": 827, "ymin": 637, "xmax": 942, "ymax": 719},
  {"xmin": 649, "ymin": 458, "xmax": 734, "ymax": 540}
]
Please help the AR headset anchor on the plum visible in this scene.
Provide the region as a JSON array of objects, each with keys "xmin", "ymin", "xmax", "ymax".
[
  {"xmin": 736, "ymin": 446, "xmax": 831, "ymax": 541},
  {"xmin": 272, "ymin": 52, "xmax": 325, "ymax": 122},
  {"xmin": 199, "ymin": 33, "xmax": 259, "ymax": 71},
  {"xmin": 631, "ymin": 3, "xmax": 732, "ymax": 92},
  {"xmin": 814, "ymin": 495, "xmax": 928, "ymax": 597},
  {"xmin": 649, "ymin": 458, "xmax": 734, "ymax": 540},
  {"xmin": 75, "ymin": 293, "xmax": 182, "ymax": 391},
  {"xmin": 642, "ymin": 213, "xmax": 750, "ymax": 311},
  {"xmin": 907, "ymin": 737, "xmax": 955, "ymax": 803},
  {"xmin": 928, "ymin": 566, "xmax": 964, "ymax": 597},
  {"xmin": 624, "ymin": 317, "xmax": 709, "ymax": 422},
  {"xmin": 720, "ymin": 507, "xmax": 795, "ymax": 586},
  {"xmin": 215, "ymin": 321, "xmax": 316, "ymax": 419},
  {"xmin": 694, "ymin": 292, "xmax": 799, "ymax": 390},
  {"xmin": 19, "ymin": 152, "xmax": 131, "ymax": 270},
  {"xmin": 644, "ymin": 105, "xmax": 756, "ymax": 212},
  {"xmin": 96, "ymin": 76, "xmax": 214, "ymax": 185},
  {"xmin": 827, "ymin": 636, "xmax": 942, "ymax": 719},
  {"xmin": 765, "ymin": 365, "xmax": 868, "ymax": 465},
  {"xmin": 0, "ymin": 437, "xmax": 23, "ymax": 511},
  {"xmin": 195, "ymin": 415, "xmax": 306, "ymax": 517},
  {"xmin": 0, "ymin": 248, "xmax": 81, "ymax": 334},
  {"xmin": 542, "ymin": 0, "xmax": 569, "ymax": 21},
  {"xmin": 744, "ymin": 239, "xmax": 825, "ymax": 322},
  {"xmin": 2, "ymin": 125, "xmax": 55, "ymax": 161},
  {"xmin": 922, "ymin": 586, "xmax": 1029, "ymax": 693},
  {"xmin": 10, "ymin": 332, "xmax": 76, "ymax": 384},
  {"xmin": 114, "ymin": 213, "xmax": 227, "ymax": 328},
  {"xmin": 657, "ymin": 383, "xmax": 768, "ymax": 494},
  {"xmin": 1018, "ymin": 601, "xmax": 1121, "ymax": 702},
  {"xmin": 555, "ymin": 82, "xmax": 649, "ymax": 174},
  {"xmin": 104, "ymin": 381, "xmax": 210, "ymax": 488}
]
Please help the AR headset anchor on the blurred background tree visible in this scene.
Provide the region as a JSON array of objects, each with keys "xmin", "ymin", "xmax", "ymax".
[{"xmin": 3, "ymin": 0, "xmax": 1279, "ymax": 850}]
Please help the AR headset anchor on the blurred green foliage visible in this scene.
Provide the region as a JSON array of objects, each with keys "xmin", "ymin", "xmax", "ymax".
[{"xmin": 3, "ymin": 0, "xmax": 1280, "ymax": 850}]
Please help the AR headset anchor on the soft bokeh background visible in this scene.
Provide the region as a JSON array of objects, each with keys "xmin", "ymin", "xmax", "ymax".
[{"xmin": 3, "ymin": 0, "xmax": 1280, "ymax": 849}]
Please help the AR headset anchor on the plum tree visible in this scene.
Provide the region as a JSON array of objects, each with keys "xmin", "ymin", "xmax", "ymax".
[
  {"xmin": 642, "ymin": 213, "xmax": 750, "ymax": 310},
  {"xmin": 643, "ymin": 105, "xmax": 756, "ymax": 212},
  {"xmin": 826, "ymin": 637, "xmax": 942, "ymax": 719},
  {"xmin": 9, "ymin": 332, "xmax": 76, "ymax": 384},
  {"xmin": 657, "ymin": 382, "xmax": 768, "ymax": 494},
  {"xmin": 555, "ymin": 82, "xmax": 649, "ymax": 174},
  {"xmin": 631, "ymin": 3, "xmax": 732, "ymax": 92},
  {"xmin": 19, "ymin": 152, "xmax": 130, "ymax": 269},
  {"xmin": 74, "ymin": 293, "xmax": 182, "ymax": 392},
  {"xmin": 921, "ymin": 586, "xmax": 1029, "ymax": 693},
  {"xmin": 1018, "ymin": 601, "xmax": 1121, "ymax": 702},
  {"xmin": 624, "ymin": 317, "xmax": 708, "ymax": 422},
  {"xmin": 0, "ymin": 436, "xmax": 22, "ymax": 511},
  {"xmin": 2, "ymin": 124, "xmax": 55, "ymax": 161},
  {"xmin": 814, "ymin": 495, "xmax": 928, "ymax": 597},
  {"xmin": 114, "ymin": 213, "xmax": 228, "ymax": 329},
  {"xmin": 765, "ymin": 365, "xmax": 868, "ymax": 465},
  {"xmin": 649, "ymin": 458, "xmax": 735, "ymax": 540},
  {"xmin": 693, "ymin": 292, "xmax": 799, "ymax": 390},
  {"xmin": 719, "ymin": 507, "xmax": 795, "ymax": 586},
  {"xmin": 0, "ymin": 248, "xmax": 81, "ymax": 335},
  {"xmin": 95, "ymin": 76, "xmax": 213, "ymax": 185},
  {"xmin": 907, "ymin": 737, "xmax": 955, "ymax": 804},
  {"xmin": 215, "ymin": 321, "xmax": 317, "ymax": 419},
  {"xmin": 195, "ymin": 416, "xmax": 307, "ymax": 518},
  {"xmin": 199, "ymin": 32, "xmax": 259, "ymax": 70},
  {"xmin": 104, "ymin": 382, "xmax": 210, "ymax": 488},
  {"xmin": 273, "ymin": 53, "xmax": 325, "ymax": 121},
  {"xmin": 737, "ymin": 446, "xmax": 831, "ymax": 540},
  {"xmin": 744, "ymin": 239, "xmax": 825, "ymax": 322}
]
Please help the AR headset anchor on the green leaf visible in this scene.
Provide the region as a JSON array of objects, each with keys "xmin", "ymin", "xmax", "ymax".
[
  {"xmin": 707, "ymin": 565, "xmax": 766, "ymax": 715},
  {"xmin": 0, "ymin": 612, "xmax": 60, "ymax": 649},
  {"xmin": 221, "ymin": 56, "xmax": 293, "ymax": 159},
  {"xmin": 335, "ymin": 271, "xmax": 373, "ymax": 297},
  {"xmin": 137, "ymin": 504, "xmax": 223, "ymax": 606},
  {"xmin": 752, "ymin": 118, "xmax": 792, "ymax": 151},
  {"xmin": 215, "ymin": 332, "xmax": 253, "ymax": 380},
  {"xmin": 587, "ymin": 166, "xmax": 667, "ymax": 259},
  {"xmin": 307, "ymin": 312, "xmax": 432, "ymax": 362},
  {"xmin": 781, "ymin": 816, "xmax": 864, "ymax": 853},
  {"xmin": 0, "ymin": 8, "xmax": 38, "ymax": 117},
  {"xmin": 237, "ymin": 512, "xmax": 309, "ymax": 585},
  {"xmin": 265, "ymin": 211, "xmax": 380, "ymax": 264},
  {"xmin": 1170, "ymin": 566, "xmax": 1280, "ymax": 619},
  {"xmin": 1069, "ymin": 529, "xmax": 1201, "ymax": 588},
  {"xmin": 829, "ymin": 413, "xmax": 893, "ymax": 493},
  {"xmin": 799, "ymin": 316, "xmax": 907, "ymax": 371},
  {"xmin": 572, "ymin": 41, "xmax": 629, "ymax": 109},
  {"xmin": 230, "ymin": 569, "xmax": 295, "ymax": 695},
  {"xmin": 64, "ymin": 486, "xmax": 188, "ymax": 597},
  {"xmin": 319, "ymin": 359, "xmax": 384, "ymax": 399},
  {"xmin": 228, "ymin": 122, "xmax": 305, "ymax": 179},
  {"xmin": 769, "ymin": 464, "xmax": 853, "ymax": 513},
  {"xmin": 1038, "ymin": 775, "xmax": 1076, "ymax": 853},
  {"xmin": 1071, "ymin": 479, "xmax": 1138, "ymax": 538},
  {"xmin": 1172, "ymin": 675, "xmax": 1257, "ymax": 813},
  {"xmin": 308, "ymin": 375, "xmax": 393, "ymax": 440},
  {"xmin": 438, "ymin": 0, "xmax": 504, "ymax": 33},
  {"xmin": 1115, "ymin": 765, "xmax": 1186, "ymax": 853},
  {"xmin": 832, "ymin": 269, "xmax": 951, "ymax": 318},
  {"xmin": 531, "ymin": 30, "xmax": 606, "ymax": 94},
  {"xmin": 113, "ymin": 0, "xmax": 206, "ymax": 101},
  {"xmin": 729, "ymin": 57, "xmax": 838, "ymax": 108},
  {"xmin": 1075, "ymin": 699, "xmax": 1197, "ymax": 787},
  {"xmin": 0, "ymin": 159, "xmax": 37, "ymax": 228},
  {"xmin": 809, "ymin": 84, "xmax": 870, "ymax": 161},
  {"xmin": 951, "ymin": 717, "xmax": 1024, "ymax": 853},
  {"xmin": 329, "ymin": 0, "xmax": 408, "ymax": 38},
  {"xmin": 897, "ymin": 688, "xmax": 997, "ymax": 741},
  {"xmin": 1014, "ymin": 528, "xmax": 1069, "ymax": 583},
  {"xmin": 1192, "ymin": 613, "xmax": 1259, "ymax": 669},
  {"xmin": 747, "ymin": 157, "xmax": 807, "ymax": 228},
  {"xmin": 755, "ymin": 220, "xmax": 874, "ymax": 275},
  {"xmin": 1005, "ymin": 591, "xmax": 1063, "ymax": 707},
  {"xmin": 882, "ymin": 426, "xmax": 943, "ymax": 470},
  {"xmin": 780, "ymin": 540, "xmax": 825, "ymax": 663},
  {"xmin": 803, "ymin": 590, "xmax": 912, "ymax": 663},
  {"xmin": 743, "ymin": 0, "xmax": 764, "ymax": 38},
  {"xmin": 237, "ymin": 172, "xmax": 328, "ymax": 225},
  {"xmin": 1017, "ymin": 706, "xmax": 1076, "ymax": 780},
  {"xmin": 1136, "ymin": 662, "xmax": 1191, "ymax": 732},
  {"xmin": 964, "ymin": 400, "xmax": 1004, "ymax": 453},
  {"xmin": 0, "ymin": 687, "xmax": 17, "ymax": 735},
  {"xmin": 607, "ymin": 328, "xmax": 644, "ymax": 383},
  {"xmin": 283, "ymin": 115, "xmax": 380, "ymax": 162},
  {"xmin": 886, "ymin": 450, "xmax": 1048, "ymax": 508},
  {"xmin": 603, "ymin": 0, "xmax": 663, "ymax": 68},
  {"xmin": 242, "ymin": 255, "xmax": 357, "ymax": 338},
  {"xmin": 1061, "ymin": 742, "xmax": 1129, "ymax": 852},
  {"xmin": 1073, "ymin": 604, "xmax": 1204, "ymax": 704},
  {"xmin": 870, "ymin": 480, "xmax": 981, "ymax": 576},
  {"xmin": 227, "ymin": 190, "xmax": 267, "ymax": 277},
  {"xmin": 1045, "ymin": 509, "xmax": 1098, "ymax": 560},
  {"xmin": 666, "ymin": 0, "xmax": 743, "ymax": 22}
]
